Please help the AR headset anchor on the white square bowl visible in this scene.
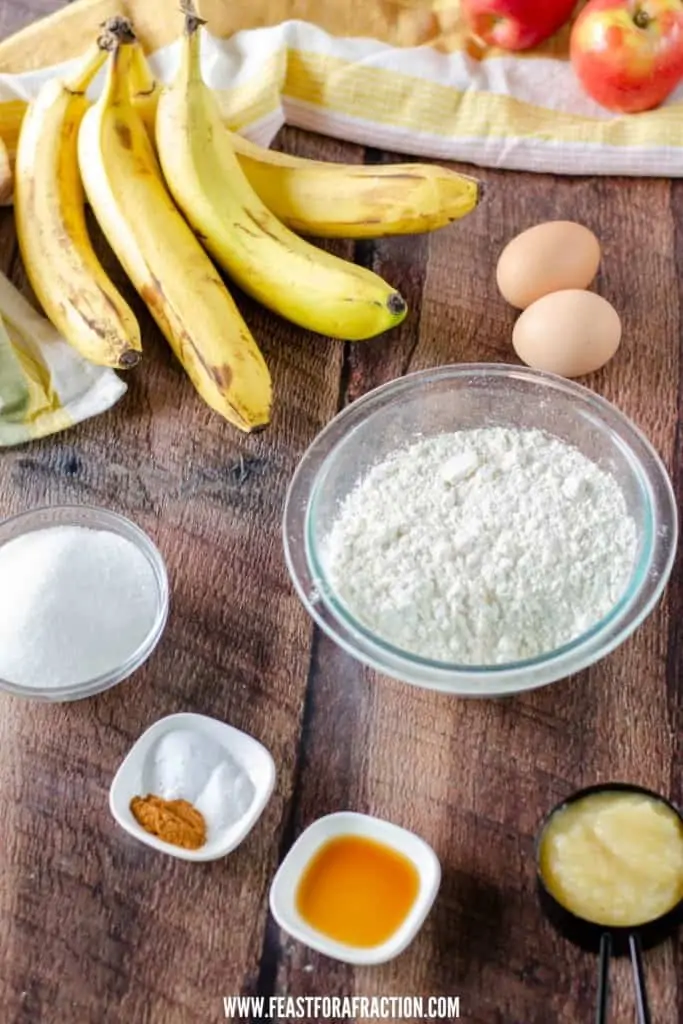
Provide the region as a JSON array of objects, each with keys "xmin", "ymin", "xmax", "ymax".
[
  {"xmin": 109, "ymin": 712, "xmax": 276, "ymax": 862},
  {"xmin": 269, "ymin": 811, "xmax": 441, "ymax": 965}
]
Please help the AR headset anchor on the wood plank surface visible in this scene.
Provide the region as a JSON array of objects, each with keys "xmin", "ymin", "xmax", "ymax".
[{"xmin": 1, "ymin": 2, "xmax": 682, "ymax": 1022}]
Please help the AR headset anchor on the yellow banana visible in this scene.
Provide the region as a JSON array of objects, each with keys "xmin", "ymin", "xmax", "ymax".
[
  {"xmin": 3, "ymin": 41, "xmax": 478, "ymax": 240},
  {"xmin": 78, "ymin": 20, "xmax": 271, "ymax": 432},
  {"xmin": 230, "ymin": 135, "xmax": 480, "ymax": 239},
  {"xmin": 155, "ymin": 12, "xmax": 407, "ymax": 342},
  {"xmin": 0, "ymin": 49, "xmax": 157, "ymax": 172},
  {"xmin": 128, "ymin": 42, "xmax": 158, "ymax": 139},
  {"xmin": 129, "ymin": 45, "xmax": 478, "ymax": 241},
  {"xmin": 0, "ymin": 104, "xmax": 29, "ymax": 162},
  {"xmin": 14, "ymin": 42, "xmax": 142, "ymax": 370},
  {"xmin": 0, "ymin": 134, "xmax": 11, "ymax": 205}
]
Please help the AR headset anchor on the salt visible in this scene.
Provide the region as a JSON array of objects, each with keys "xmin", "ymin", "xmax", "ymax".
[
  {"xmin": 145, "ymin": 728, "xmax": 256, "ymax": 838},
  {"xmin": 194, "ymin": 760, "xmax": 255, "ymax": 832},
  {"xmin": 0, "ymin": 524, "xmax": 158, "ymax": 688}
]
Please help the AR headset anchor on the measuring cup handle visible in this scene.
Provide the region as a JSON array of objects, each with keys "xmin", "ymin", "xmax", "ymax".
[
  {"xmin": 629, "ymin": 933, "xmax": 651, "ymax": 1024},
  {"xmin": 596, "ymin": 931, "xmax": 611, "ymax": 1024}
]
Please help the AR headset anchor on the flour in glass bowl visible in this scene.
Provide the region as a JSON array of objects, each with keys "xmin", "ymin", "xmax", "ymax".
[{"xmin": 321, "ymin": 427, "xmax": 638, "ymax": 665}]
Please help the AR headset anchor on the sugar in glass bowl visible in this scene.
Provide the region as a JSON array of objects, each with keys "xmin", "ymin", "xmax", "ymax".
[
  {"xmin": 0, "ymin": 505, "xmax": 169, "ymax": 702},
  {"xmin": 283, "ymin": 364, "xmax": 677, "ymax": 697}
]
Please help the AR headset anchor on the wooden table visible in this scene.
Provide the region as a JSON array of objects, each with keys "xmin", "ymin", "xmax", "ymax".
[{"xmin": 1, "ymin": 2, "xmax": 682, "ymax": 1022}]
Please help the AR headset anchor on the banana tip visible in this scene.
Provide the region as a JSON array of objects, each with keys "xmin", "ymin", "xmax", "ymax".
[
  {"xmin": 118, "ymin": 349, "xmax": 142, "ymax": 369},
  {"xmin": 387, "ymin": 292, "xmax": 407, "ymax": 317}
]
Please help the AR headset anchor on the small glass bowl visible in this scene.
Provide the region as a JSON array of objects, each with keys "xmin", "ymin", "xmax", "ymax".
[
  {"xmin": 0, "ymin": 505, "xmax": 169, "ymax": 702},
  {"xmin": 283, "ymin": 364, "xmax": 678, "ymax": 697}
]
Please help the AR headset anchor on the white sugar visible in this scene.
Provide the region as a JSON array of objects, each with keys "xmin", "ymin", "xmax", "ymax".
[{"xmin": 0, "ymin": 524, "xmax": 158, "ymax": 689}]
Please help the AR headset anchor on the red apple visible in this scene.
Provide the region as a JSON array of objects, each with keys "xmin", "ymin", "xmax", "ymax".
[
  {"xmin": 461, "ymin": 0, "xmax": 578, "ymax": 51},
  {"xmin": 570, "ymin": 0, "xmax": 683, "ymax": 112}
]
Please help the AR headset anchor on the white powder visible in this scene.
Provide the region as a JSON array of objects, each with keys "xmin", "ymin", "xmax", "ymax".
[
  {"xmin": 322, "ymin": 428, "xmax": 637, "ymax": 665},
  {"xmin": 145, "ymin": 729, "xmax": 256, "ymax": 837},
  {"xmin": 0, "ymin": 524, "xmax": 159, "ymax": 688}
]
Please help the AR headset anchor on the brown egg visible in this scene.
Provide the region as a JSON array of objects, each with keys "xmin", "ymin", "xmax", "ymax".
[
  {"xmin": 512, "ymin": 290, "xmax": 621, "ymax": 378},
  {"xmin": 497, "ymin": 221, "xmax": 601, "ymax": 309}
]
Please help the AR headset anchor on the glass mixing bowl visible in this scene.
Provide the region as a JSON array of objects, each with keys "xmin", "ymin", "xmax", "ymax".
[
  {"xmin": 283, "ymin": 364, "xmax": 677, "ymax": 697},
  {"xmin": 0, "ymin": 505, "xmax": 169, "ymax": 702}
]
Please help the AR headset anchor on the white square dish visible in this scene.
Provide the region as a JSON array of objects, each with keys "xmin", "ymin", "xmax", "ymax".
[
  {"xmin": 109, "ymin": 712, "xmax": 276, "ymax": 862},
  {"xmin": 269, "ymin": 811, "xmax": 441, "ymax": 965}
]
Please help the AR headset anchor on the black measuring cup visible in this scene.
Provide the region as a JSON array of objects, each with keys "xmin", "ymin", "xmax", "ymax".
[{"xmin": 535, "ymin": 783, "xmax": 683, "ymax": 1024}]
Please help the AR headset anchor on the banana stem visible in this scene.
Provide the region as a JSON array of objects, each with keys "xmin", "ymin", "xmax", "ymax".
[
  {"xmin": 129, "ymin": 43, "xmax": 156, "ymax": 97},
  {"xmin": 177, "ymin": 1, "xmax": 208, "ymax": 88},
  {"xmin": 63, "ymin": 42, "xmax": 108, "ymax": 94},
  {"xmin": 180, "ymin": 0, "xmax": 207, "ymax": 35},
  {"xmin": 96, "ymin": 19, "xmax": 138, "ymax": 108},
  {"xmin": 179, "ymin": 10, "xmax": 205, "ymax": 86},
  {"xmin": 98, "ymin": 16, "xmax": 137, "ymax": 48}
]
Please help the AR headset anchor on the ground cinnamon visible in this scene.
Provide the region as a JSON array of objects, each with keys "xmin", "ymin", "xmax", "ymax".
[{"xmin": 130, "ymin": 793, "xmax": 207, "ymax": 850}]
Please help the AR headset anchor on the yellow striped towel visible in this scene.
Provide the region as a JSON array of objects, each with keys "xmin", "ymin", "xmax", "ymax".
[{"xmin": 0, "ymin": 0, "xmax": 682, "ymax": 177}]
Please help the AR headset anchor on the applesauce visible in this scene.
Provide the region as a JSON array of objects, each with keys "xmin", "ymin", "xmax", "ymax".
[{"xmin": 539, "ymin": 790, "xmax": 683, "ymax": 928}]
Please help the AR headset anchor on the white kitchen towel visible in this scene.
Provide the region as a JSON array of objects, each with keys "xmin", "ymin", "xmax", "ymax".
[{"xmin": 0, "ymin": 271, "xmax": 126, "ymax": 447}]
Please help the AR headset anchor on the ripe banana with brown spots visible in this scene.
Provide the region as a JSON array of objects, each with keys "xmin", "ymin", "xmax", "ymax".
[
  {"xmin": 77, "ymin": 20, "xmax": 272, "ymax": 432},
  {"xmin": 14, "ymin": 40, "xmax": 142, "ymax": 369}
]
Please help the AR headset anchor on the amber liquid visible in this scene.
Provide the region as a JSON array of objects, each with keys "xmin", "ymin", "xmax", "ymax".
[{"xmin": 296, "ymin": 834, "xmax": 420, "ymax": 947}]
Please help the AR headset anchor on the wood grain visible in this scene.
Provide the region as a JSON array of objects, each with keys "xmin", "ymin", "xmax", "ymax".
[{"xmin": 1, "ymin": 2, "xmax": 683, "ymax": 1022}]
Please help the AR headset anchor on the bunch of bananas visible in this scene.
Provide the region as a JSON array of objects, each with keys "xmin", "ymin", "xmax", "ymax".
[{"xmin": 11, "ymin": 8, "xmax": 481, "ymax": 433}]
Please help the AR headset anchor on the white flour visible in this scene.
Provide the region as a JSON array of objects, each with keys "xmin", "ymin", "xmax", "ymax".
[{"xmin": 322, "ymin": 427, "xmax": 637, "ymax": 665}]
